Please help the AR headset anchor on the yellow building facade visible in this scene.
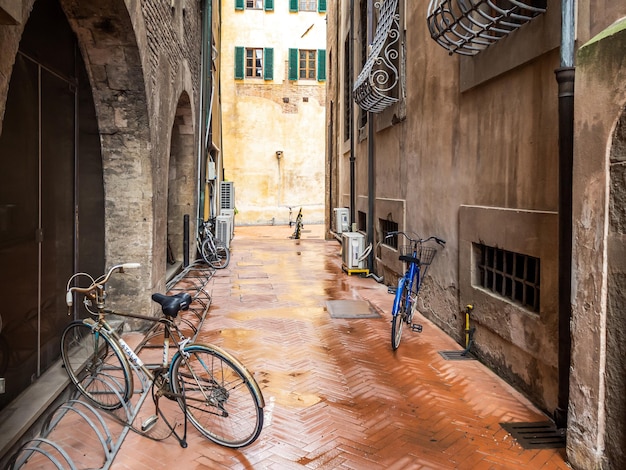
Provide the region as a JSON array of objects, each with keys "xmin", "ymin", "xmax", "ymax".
[{"xmin": 220, "ymin": 0, "xmax": 327, "ymax": 226}]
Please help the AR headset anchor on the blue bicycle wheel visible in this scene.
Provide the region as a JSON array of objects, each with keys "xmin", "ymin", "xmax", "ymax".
[{"xmin": 391, "ymin": 278, "xmax": 408, "ymax": 350}]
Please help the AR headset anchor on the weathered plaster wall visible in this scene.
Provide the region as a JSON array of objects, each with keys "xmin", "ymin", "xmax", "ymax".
[
  {"xmin": 570, "ymin": 19, "xmax": 626, "ymax": 470},
  {"xmin": 220, "ymin": 3, "xmax": 326, "ymax": 226}
]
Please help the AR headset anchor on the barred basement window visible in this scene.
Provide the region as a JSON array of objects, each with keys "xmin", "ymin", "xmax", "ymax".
[
  {"xmin": 380, "ymin": 219, "xmax": 399, "ymax": 249},
  {"xmin": 475, "ymin": 243, "xmax": 540, "ymax": 312}
]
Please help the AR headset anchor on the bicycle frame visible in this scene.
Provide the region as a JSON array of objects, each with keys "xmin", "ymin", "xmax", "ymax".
[{"xmin": 391, "ymin": 251, "xmax": 421, "ymax": 317}]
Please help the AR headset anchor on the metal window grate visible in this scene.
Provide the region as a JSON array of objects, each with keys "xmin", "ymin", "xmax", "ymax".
[
  {"xmin": 380, "ymin": 219, "xmax": 399, "ymax": 249},
  {"xmin": 475, "ymin": 243, "xmax": 540, "ymax": 312}
]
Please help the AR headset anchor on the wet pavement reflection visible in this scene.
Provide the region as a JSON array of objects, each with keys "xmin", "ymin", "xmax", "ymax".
[{"xmin": 112, "ymin": 224, "xmax": 570, "ymax": 469}]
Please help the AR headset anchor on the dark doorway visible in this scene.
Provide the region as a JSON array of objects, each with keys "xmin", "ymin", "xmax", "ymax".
[{"xmin": 0, "ymin": 0, "xmax": 104, "ymax": 410}]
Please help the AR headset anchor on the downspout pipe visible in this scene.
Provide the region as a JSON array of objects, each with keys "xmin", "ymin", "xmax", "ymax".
[
  {"xmin": 367, "ymin": 0, "xmax": 375, "ymax": 270},
  {"xmin": 554, "ymin": 0, "xmax": 576, "ymax": 430},
  {"xmin": 349, "ymin": 0, "xmax": 356, "ymax": 228},
  {"xmin": 198, "ymin": 0, "xmax": 212, "ymax": 223}
]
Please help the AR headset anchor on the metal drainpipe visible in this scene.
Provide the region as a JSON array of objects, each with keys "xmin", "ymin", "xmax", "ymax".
[
  {"xmin": 554, "ymin": 0, "xmax": 576, "ymax": 430},
  {"xmin": 349, "ymin": 0, "xmax": 356, "ymax": 228},
  {"xmin": 367, "ymin": 0, "xmax": 375, "ymax": 270},
  {"xmin": 197, "ymin": 0, "xmax": 211, "ymax": 223}
]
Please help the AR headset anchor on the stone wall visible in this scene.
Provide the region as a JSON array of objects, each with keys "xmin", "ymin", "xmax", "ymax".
[{"xmin": 0, "ymin": 0, "xmax": 203, "ymax": 317}]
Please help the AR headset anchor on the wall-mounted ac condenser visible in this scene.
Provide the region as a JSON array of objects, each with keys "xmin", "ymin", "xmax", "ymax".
[
  {"xmin": 216, "ymin": 215, "xmax": 232, "ymax": 248},
  {"xmin": 333, "ymin": 208, "xmax": 350, "ymax": 234},
  {"xmin": 341, "ymin": 232, "xmax": 366, "ymax": 270}
]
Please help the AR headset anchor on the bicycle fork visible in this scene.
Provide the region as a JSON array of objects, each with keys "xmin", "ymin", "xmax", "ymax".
[{"xmin": 392, "ymin": 278, "xmax": 423, "ymax": 333}]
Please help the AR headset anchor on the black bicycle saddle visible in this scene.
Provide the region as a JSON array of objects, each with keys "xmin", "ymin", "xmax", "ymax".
[{"xmin": 151, "ymin": 292, "xmax": 192, "ymax": 317}]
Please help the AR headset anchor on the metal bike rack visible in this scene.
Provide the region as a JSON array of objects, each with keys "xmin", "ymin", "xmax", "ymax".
[{"xmin": 6, "ymin": 262, "xmax": 217, "ymax": 469}]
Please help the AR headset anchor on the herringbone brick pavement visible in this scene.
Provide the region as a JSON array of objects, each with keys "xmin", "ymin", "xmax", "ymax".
[{"xmin": 49, "ymin": 225, "xmax": 574, "ymax": 469}]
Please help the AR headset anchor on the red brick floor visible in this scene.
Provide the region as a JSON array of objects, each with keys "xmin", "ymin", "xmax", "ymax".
[{"xmin": 20, "ymin": 224, "xmax": 572, "ymax": 469}]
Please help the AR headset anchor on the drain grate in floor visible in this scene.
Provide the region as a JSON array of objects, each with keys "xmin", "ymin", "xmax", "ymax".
[
  {"xmin": 438, "ymin": 350, "xmax": 475, "ymax": 361},
  {"xmin": 500, "ymin": 421, "xmax": 566, "ymax": 449},
  {"xmin": 326, "ymin": 300, "xmax": 381, "ymax": 319}
]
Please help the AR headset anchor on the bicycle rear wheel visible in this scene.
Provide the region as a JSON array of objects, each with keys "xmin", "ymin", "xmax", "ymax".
[
  {"xmin": 170, "ymin": 344, "xmax": 264, "ymax": 448},
  {"xmin": 391, "ymin": 280, "xmax": 409, "ymax": 350},
  {"xmin": 60, "ymin": 320, "xmax": 133, "ymax": 410}
]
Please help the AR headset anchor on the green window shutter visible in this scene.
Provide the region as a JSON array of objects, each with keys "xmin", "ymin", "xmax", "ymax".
[
  {"xmin": 318, "ymin": 0, "xmax": 327, "ymax": 13},
  {"xmin": 264, "ymin": 48, "xmax": 274, "ymax": 80},
  {"xmin": 234, "ymin": 46, "xmax": 244, "ymax": 79},
  {"xmin": 235, "ymin": 0, "xmax": 244, "ymax": 10},
  {"xmin": 289, "ymin": 0, "xmax": 298, "ymax": 12},
  {"xmin": 288, "ymin": 48, "xmax": 298, "ymax": 81},
  {"xmin": 265, "ymin": 0, "xmax": 274, "ymax": 11},
  {"xmin": 317, "ymin": 49, "xmax": 326, "ymax": 81}
]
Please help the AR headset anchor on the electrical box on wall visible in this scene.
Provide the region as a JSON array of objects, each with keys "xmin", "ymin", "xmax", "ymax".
[{"xmin": 207, "ymin": 161, "xmax": 216, "ymax": 180}]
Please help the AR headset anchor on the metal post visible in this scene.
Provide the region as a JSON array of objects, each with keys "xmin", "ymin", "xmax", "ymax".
[{"xmin": 183, "ymin": 214, "xmax": 190, "ymax": 268}]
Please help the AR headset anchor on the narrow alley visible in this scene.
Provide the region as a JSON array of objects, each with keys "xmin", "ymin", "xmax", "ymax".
[{"xmin": 111, "ymin": 224, "xmax": 570, "ymax": 469}]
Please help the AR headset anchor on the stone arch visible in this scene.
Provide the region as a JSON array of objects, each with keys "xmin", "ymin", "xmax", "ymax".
[
  {"xmin": 605, "ymin": 106, "xmax": 626, "ymax": 470},
  {"xmin": 570, "ymin": 19, "xmax": 626, "ymax": 469},
  {"xmin": 167, "ymin": 91, "xmax": 197, "ymax": 265},
  {"xmin": 58, "ymin": 0, "xmax": 153, "ymax": 311}
]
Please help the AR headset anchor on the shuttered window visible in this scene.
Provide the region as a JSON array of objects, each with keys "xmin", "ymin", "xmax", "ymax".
[
  {"xmin": 318, "ymin": 0, "xmax": 326, "ymax": 12},
  {"xmin": 265, "ymin": 0, "xmax": 274, "ymax": 10},
  {"xmin": 235, "ymin": 0, "xmax": 244, "ymax": 10},
  {"xmin": 235, "ymin": 47, "xmax": 273, "ymax": 81},
  {"xmin": 288, "ymin": 48, "xmax": 327, "ymax": 81},
  {"xmin": 289, "ymin": 0, "xmax": 298, "ymax": 12}
]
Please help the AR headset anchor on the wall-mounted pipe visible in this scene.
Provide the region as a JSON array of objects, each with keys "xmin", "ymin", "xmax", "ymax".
[
  {"xmin": 349, "ymin": 0, "xmax": 356, "ymax": 228},
  {"xmin": 554, "ymin": 0, "xmax": 576, "ymax": 430}
]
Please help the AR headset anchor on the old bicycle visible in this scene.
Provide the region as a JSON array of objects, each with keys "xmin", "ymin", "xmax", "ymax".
[
  {"xmin": 60, "ymin": 263, "xmax": 264, "ymax": 448},
  {"xmin": 386, "ymin": 231, "xmax": 445, "ymax": 350},
  {"xmin": 197, "ymin": 218, "xmax": 230, "ymax": 268}
]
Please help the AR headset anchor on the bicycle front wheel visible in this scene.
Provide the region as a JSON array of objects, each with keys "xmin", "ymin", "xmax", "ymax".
[
  {"xmin": 61, "ymin": 320, "xmax": 133, "ymax": 410},
  {"xmin": 204, "ymin": 239, "xmax": 230, "ymax": 269},
  {"xmin": 391, "ymin": 280, "xmax": 409, "ymax": 350},
  {"xmin": 170, "ymin": 344, "xmax": 264, "ymax": 448}
]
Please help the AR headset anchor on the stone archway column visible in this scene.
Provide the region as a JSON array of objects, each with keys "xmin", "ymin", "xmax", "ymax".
[{"xmin": 569, "ymin": 20, "xmax": 626, "ymax": 470}]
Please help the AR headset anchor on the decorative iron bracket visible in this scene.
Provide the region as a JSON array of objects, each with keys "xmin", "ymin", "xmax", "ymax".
[{"xmin": 353, "ymin": 0, "xmax": 401, "ymax": 114}]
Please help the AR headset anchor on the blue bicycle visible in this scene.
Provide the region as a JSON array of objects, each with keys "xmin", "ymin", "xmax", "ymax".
[{"xmin": 386, "ymin": 231, "xmax": 445, "ymax": 350}]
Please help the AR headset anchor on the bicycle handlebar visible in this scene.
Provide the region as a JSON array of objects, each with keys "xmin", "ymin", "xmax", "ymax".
[
  {"xmin": 66, "ymin": 263, "xmax": 141, "ymax": 307},
  {"xmin": 384, "ymin": 231, "xmax": 446, "ymax": 246}
]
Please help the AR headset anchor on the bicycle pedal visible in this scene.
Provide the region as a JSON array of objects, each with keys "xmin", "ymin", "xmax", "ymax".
[
  {"xmin": 141, "ymin": 414, "xmax": 158, "ymax": 432},
  {"xmin": 411, "ymin": 324, "xmax": 423, "ymax": 333}
]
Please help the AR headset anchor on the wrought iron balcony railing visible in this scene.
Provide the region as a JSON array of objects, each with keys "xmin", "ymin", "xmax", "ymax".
[
  {"xmin": 353, "ymin": 0, "xmax": 401, "ymax": 114},
  {"xmin": 427, "ymin": 0, "xmax": 547, "ymax": 56}
]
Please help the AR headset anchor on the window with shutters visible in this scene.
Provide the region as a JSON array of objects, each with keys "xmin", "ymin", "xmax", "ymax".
[
  {"xmin": 290, "ymin": 0, "xmax": 327, "ymax": 12},
  {"xmin": 288, "ymin": 48, "xmax": 326, "ymax": 82},
  {"xmin": 235, "ymin": 47, "xmax": 274, "ymax": 81},
  {"xmin": 246, "ymin": 0, "xmax": 263, "ymax": 8},
  {"xmin": 236, "ymin": 0, "xmax": 274, "ymax": 11}
]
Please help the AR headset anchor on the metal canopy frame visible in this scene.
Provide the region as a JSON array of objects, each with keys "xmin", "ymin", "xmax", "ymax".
[
  {"xmin": 427, "ymin": 0, "xmax": 547, "ymax": 56},
  {"xmin": 353, "ymin": 0, "xmax": 401, "ymax": 114}
]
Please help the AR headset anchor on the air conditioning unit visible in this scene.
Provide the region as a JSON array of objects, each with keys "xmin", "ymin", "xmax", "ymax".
[
  {"xmin": 220, "ymin": 182, "xmax": 235, "ymax": 210},
  {"xmin": 333, "ymin": 208, "xmax": 350, "ymax": 234},
  {"xmin": 342, "ymin": 232, "xmax": 366, "ymax": 270},
  {"xmin": 220, "ymin": 209, "xmax": 235, "ymax": 238},
  {"xmin": 216, "ymin": 215, "xmax": 232, "ymax": 248}
]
